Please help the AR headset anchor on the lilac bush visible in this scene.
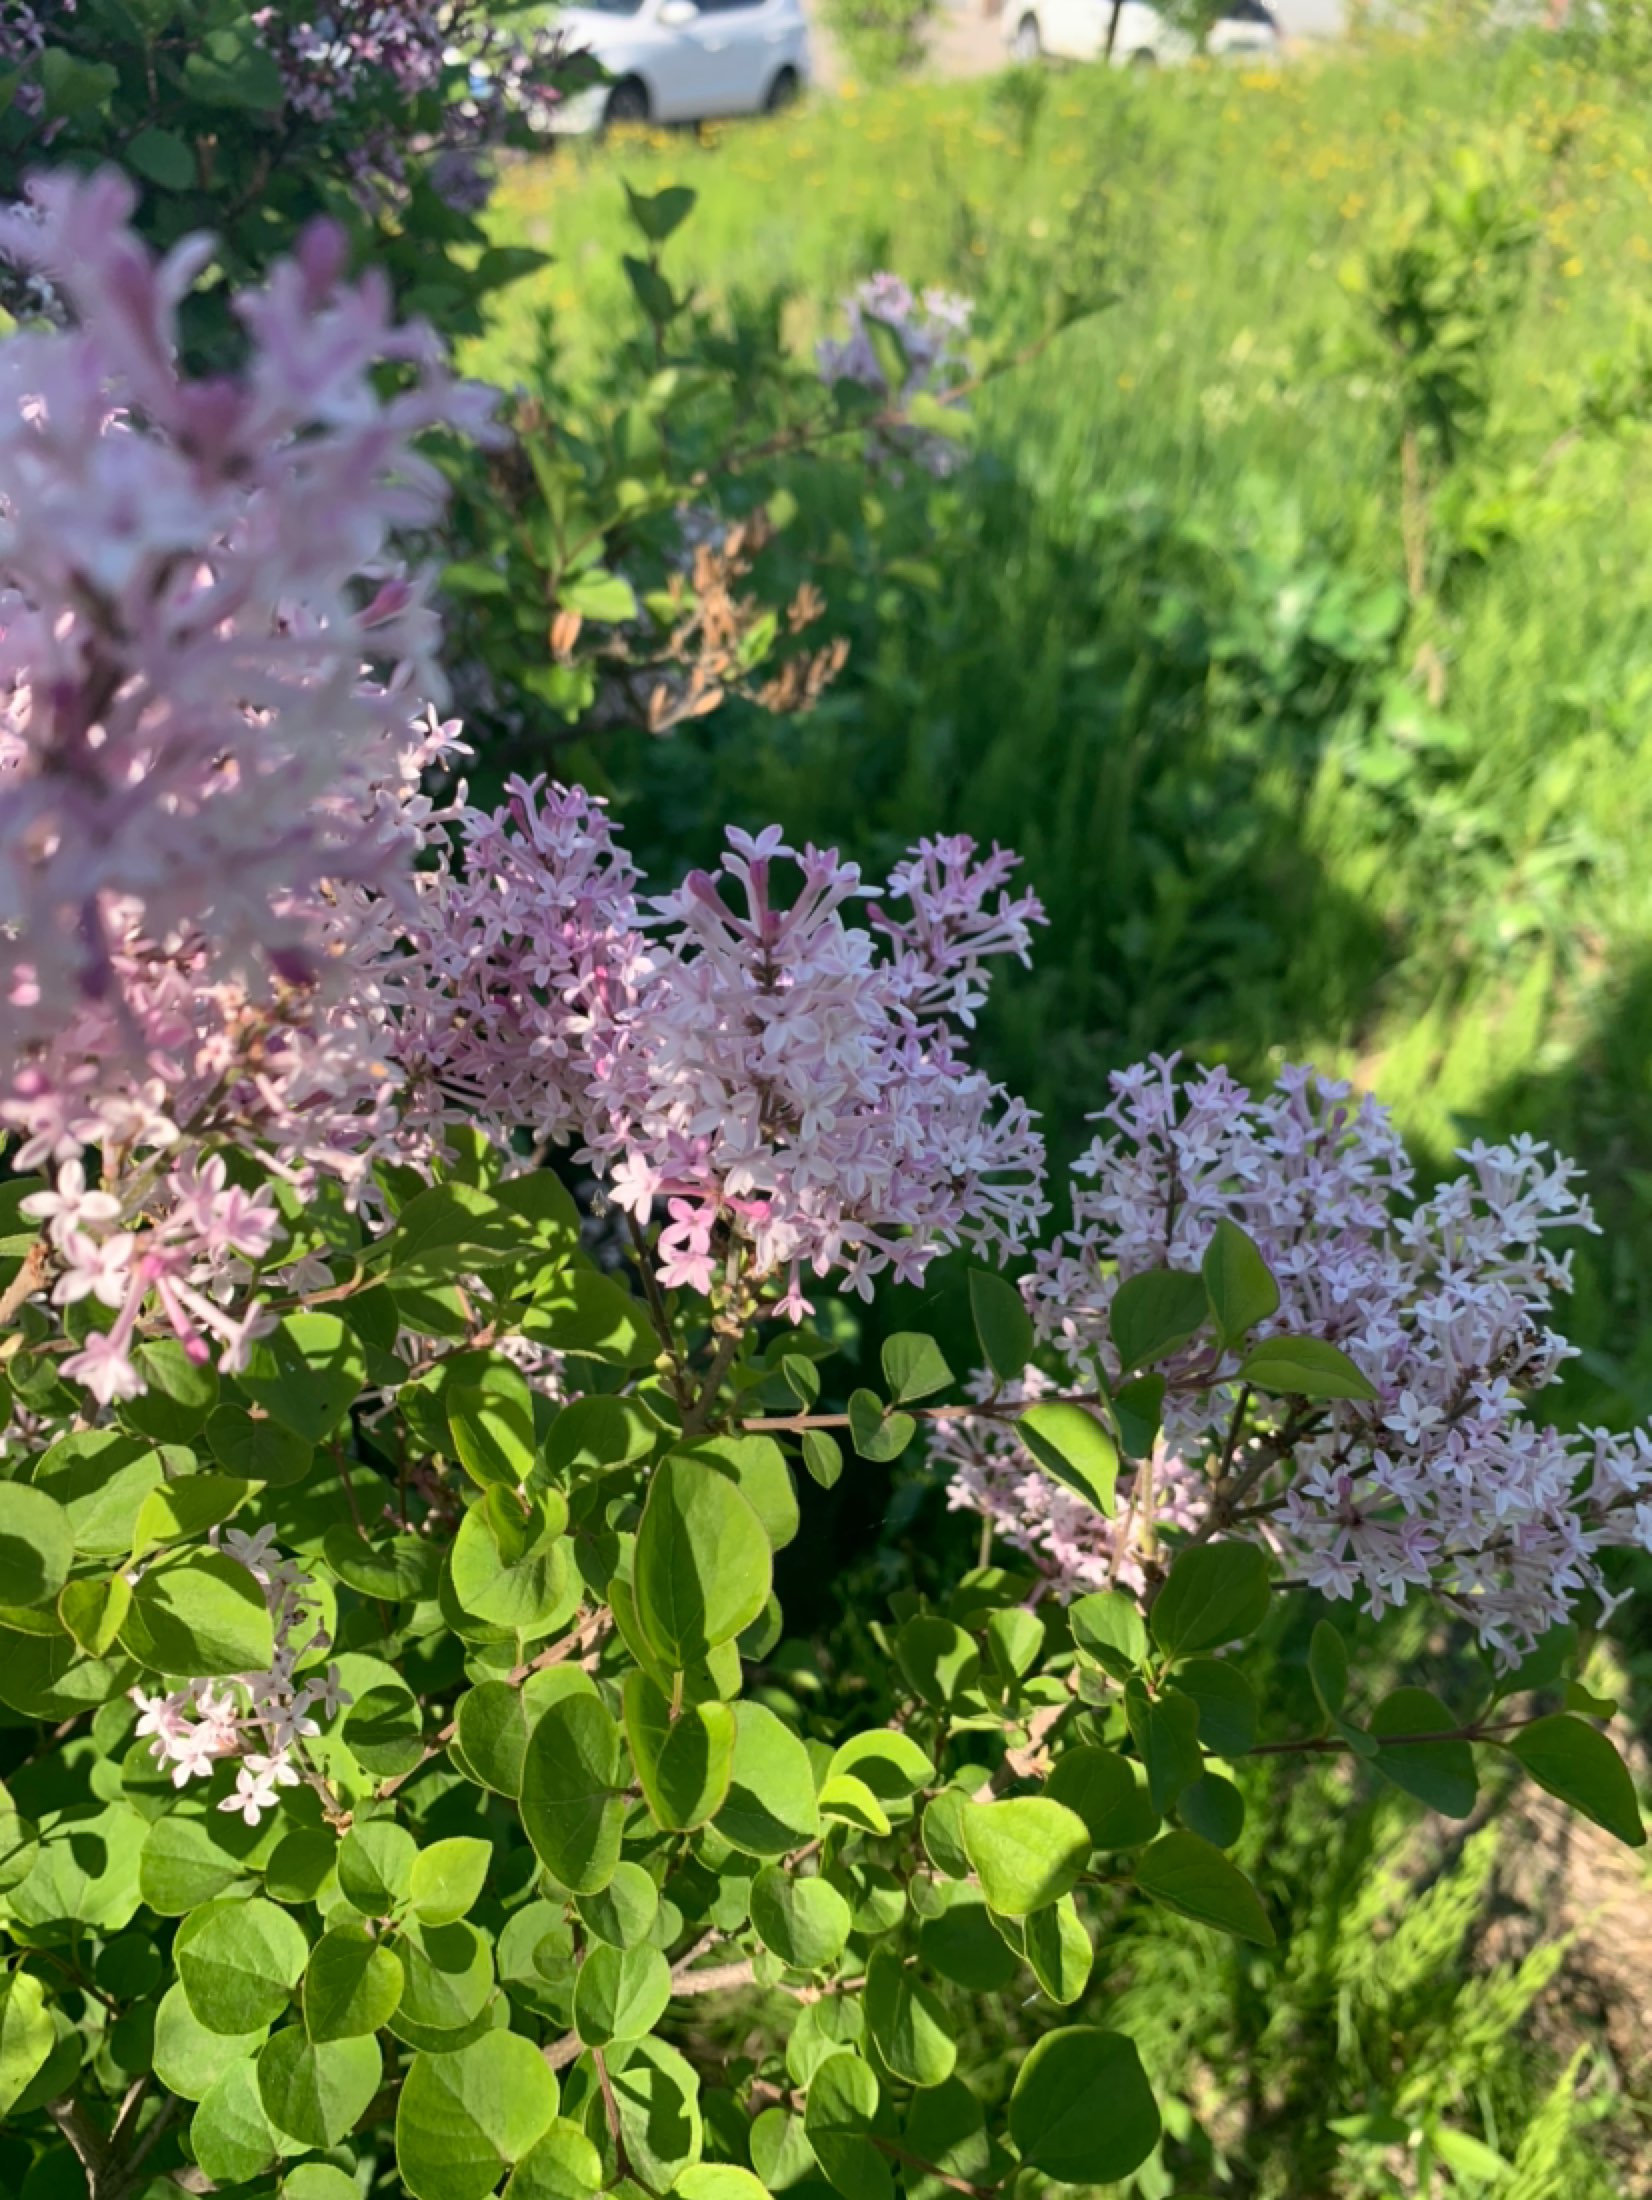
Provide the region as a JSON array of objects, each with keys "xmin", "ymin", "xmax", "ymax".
[{"xmin": 0, "ymin": 171, "xmax": 1644, "ymax": 2200}]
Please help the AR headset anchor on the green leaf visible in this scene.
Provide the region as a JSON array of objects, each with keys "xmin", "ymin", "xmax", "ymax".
[
  {"xmin": 828, "ymin": 1729, "xmax": 934, "ymax": 1803},
  {"xmin": 959, "ymin": 1796, "xmax": 1092, "ymax": 1916},
  {"xmin": 1125, "ymin": 1682, "xmax": 1203, "ymax": 1813},
  {"xmin": 1236, "ymin": 1335, "xmax": 1376, "ymax": 1400},
  {"xmin": 123, "ymin": 1337, "xmax": 218, "ymax": 1442},
  {"xmin": 1015, "ymin": 1402, "xmax": 1118, "ymax": 1514},
  {"xmin": 1008, "ymin": 2027, "xmax": 1161, "ymax": 2184},
  {"xmin": 391, "ymin": 1921, "xmax": 495, "ymax": 2048},
  {"xmin": 237, "ymin": 1311, "xmax": 366, "ymax": 1440},
  {"xmin": 608, "ymin": 2037, "xmax": 704, "ymax": 2190},
  {"xmin": 0, "ymin": 1481, "xmax": 73, "ymax": 1607},
  {"xmin": 676, "ymin": 2171, "xmax": 773, "ymax": 2200},
  {"xmin": 338, "ymin": 1819, "xmax": 417, "ymax": 1918},
  {"xmin": 986, "ymin": 1604, "xmax": 1044, "ymax": 1684},
  {"xmin": 0, "ymin": 1970, "xmax": 53, "ymax": 2117},
  {"xmin": 505, "ymin": 2119, "xmax": 605, "ymax": 2200},
  {"xmin": 191, "ymin": 2055, "xmax": 282, "ymax": 2184},
  {"xmin": 1201, "ymin": 1219, "xmax": 1280, "ymax": 1345},
  {"xmin": 573, "ymin": 1942, "xmax": 671, "ymax": 2046},
  {"xmin": 258, "ymin": 2025, "xmax": 381, "ymax": 2148},
  {"xmin": 918, "ymin": 1888, "xmax": 1019, "ymax": 1991},
  {"xmin": 715, "ymin": 1701, "xmax": 821, "ymax": 1856},
  {"xmin": 880, "ymin": 1332, "xmax": 953, "ymax": 1403},
  {"xmin": 1112, "ymin": 1373, "xmax": 1166, "ymax": 1459},
  {"xmin": 124, "ymin": 1547, "xmax": 274, "ymax": 1678},
  {"xmin": 303, "ymin": 1924, "xmax": 404, "ymax": 2041},
  {"xmin": 449, "ymin": 1496, "xmax": 578, "ymax": 1642},
  {"xmin": 203, "ymin": 1406, "xmax": 312, "ymax": 1488},
  {"xmin": 575, "ymin": 1860, "xmax": 659, "ymax": 1949},
  {"xmin": 139, "ymin": 1811, "xmax": 257, "ymax": 1916},
  {"xmin": 820, "ymin": 1771, "xmax": 890, "ymax": 1835},
  {"xmin": 902, "ymin": 2078, "xmax": 991, "ymax": 2200},
  {"xmin": 32, "ymin": 1429, "xmax": 164, "ymax": 1554},
  {"xmin": 372, "ymin": 1183, "xmax": 533, "ymax": 1287},
  {"xmin": 635, "ymin": 1453, "xmax": 772, "ymax": 1669},
  {"xmin": 397, "ymin": 2033, "xmax": 561, "ymax": 2200},
  {"xmin": 560, "ymin": 569, "xmax": 640, "ymax": 623},
  {"xmin": 182, "ymin": 22, "xmax": 283, "ymax": 107},
  {"xmin": 522, "ymin": 1693, "xmax": 627, "ymax": 1893},
  {"xmin": 1505, "ymin": 1714, "xmax": 1645, "ymax": 1847},
  {"xmin": 968, "ymin": 1269, "xmax": 1034, "ymax": 1383},
  {"xmin": 40, "ymin": 45, "xmax": 118, "ymax": 117},
  {"xmin": 1132, "ymin": 1830, "xmax": 1275, "ymax": 1945},
  {"xmin": 1149, "ymin": 1541, "xmax": 1272, "ymax": 1660},
  {"xmin": 802, "ymin": 1429, "xmax": 843, "ymax": 1489},
  {"xmin": 847, "ymin": 1388, "xmax": 915, "ymax": 1463},
  {"xmin": 1172, "ymin": 1660, "xmax": 1259, "ymax": 1758},
  {"xmin": 178, "ymin": 1896, "xmax": 311, "ymax": 2034},
  {"xmin": 133, "ymin": 1471, "xmax": 249, "ymax": 1550},
  {"xmin": 447, "ymin": 1357, "xmax": 538, "ymax": 1489},
  {"xmin": 896, "ymin": 1616, "xmax": 980, "ymax": 1707},
  {"xmin": 58, "ymin": 1571, "xmax": 130, "ymax": 1657},
  {"xmin": 1309, "ymin": 1620, "xmax": 1349, "ymax": 1720},
  {"xmin": 1067, "ymin": 1588, "xmax": 1148, "ymax": 1677},
  {"xmin": 410, "ymin": 1836, "xmax": 492, "ymax": 1925},
  {"xmin": 624, "ymin": 181, "xmax": 698, "ymax": 242},
  {"xmin": 1368, "ymin": 1688, "xmax": 1477, "ymax": 1818},
  {"xmin": 751, "ymin": 1865, "xmax": 853, "ymax": 1971},
  {"xmin": 1023, "ymin": 1892, "xmax": 1093, "ymax": 2004},
  {"xmin": 864, "ymin": 1945, "xmax": 955, "ymax": 2087},
  {"xmin": 519, "ymin": 1268, "xmax": 655, "ymax": 1366},
  {"xmin": 804, "ymin": 2050, "xmax": 892, "ymax": 2200},
  {"xmin": 1045, "ymin": 1746, "xmax": 1155, "ymax": 1849},
  {"xmin": 624, "ymin": 1669, "xmax": 736, "ymax": 1832},
  {"xmin": 1110, "ymin": 1268, "xmax": 1209, "ymax": 1370},
  {"xmin": 285, "ymin": 2168, "xmax": 366, "ymax": 2200},
  {"xmin": 153, "ymin": 1982, "xmax": 266, "ymax": 2102},
  {"xmin": 920, "ymin": 1789, "xmax": 975, "ymax": 1880},
  {"xmin": 0, "ymin": 1781, "xmax": 37, "ymax": 1897},
  {"xmin": 324, "ymin": 1526, "xmax": 441, "ymax": 1603},
  {"xmin": 1179, "ymin": 1771, "xmax": 1246, "ymax": 1849}
]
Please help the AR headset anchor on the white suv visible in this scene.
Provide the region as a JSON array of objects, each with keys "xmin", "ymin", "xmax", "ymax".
[
  {"xmin": 1006, "ymin": 0, "xmax": 1280, "ymax": 66},
  {"xmin": 548, "ymin": 0, "xmax": 812, "ymax": 132}
]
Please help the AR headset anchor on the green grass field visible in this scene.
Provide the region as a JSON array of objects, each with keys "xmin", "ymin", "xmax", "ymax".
[{"xmin": 472, "ymin": 31, "xmax": 1652, "ymax": 1430}]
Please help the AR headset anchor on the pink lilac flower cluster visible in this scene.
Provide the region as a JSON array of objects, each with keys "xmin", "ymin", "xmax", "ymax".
[
  {"xmin": 0, "ymin": 176, "xmax": 488, "ymax": 1404},
  {"xmin": 944, "ymin": 1054, "xmax": 1652, "ymax": 1657},
  {"xmin": 0, "ymin": 166, "xmax": 492, "ymax": 1058},
  {"xmin": 934, "ymin": 1366, "xmax": 1209, "ymax": 1598},
  {"xmin": 130, "ymin": 1526, "xmax": 351, "ymax": 1827},
  {"xmin": 400, "ymin": 792, "xmax": 1048, "ymax": 1319},
  {"xmin": 251, "ymin": 1, "xmax": 564, "ymax": 201},
  {"xmin": 818, "ymin": 273, "xmax": 975, "ymax": 478}
]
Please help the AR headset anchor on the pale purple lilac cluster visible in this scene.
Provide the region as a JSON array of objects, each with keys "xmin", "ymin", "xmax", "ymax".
[
  {"xmin": 399, "ymin": 793, "xmax": 1049, "ymax": 1320},
  {"xmin": 0, "ymin": 168, "xmax": 493, "ymax": 1052},
  {"xmin": 130, "ymin": 1527, "xmax": 350, "ymax": 1826},
  {"xmin": 818, "ymin": 273, "xmax": 974, "ymax": 478},
  {"xmin": 941, "ymin": 1055, "xmax": 1652, "ymax": 1657}
]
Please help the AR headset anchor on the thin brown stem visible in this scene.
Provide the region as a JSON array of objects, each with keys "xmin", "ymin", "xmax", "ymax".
[
  {"xmin": 871, "ymin": 2136, "xmax": 999, "ymax": 2200},
  {"xmin": 1246, "ymin": 1712, "xmax": 1538, "ymax": 1759}
]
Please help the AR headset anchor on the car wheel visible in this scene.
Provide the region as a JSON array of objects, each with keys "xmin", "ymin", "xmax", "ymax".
[
  {"xmin": 764, "ymin": 64, "xmax": 801, "ymax": 112},
  {"xmin": 603, "ymin": 77, "xmax": 650, "ymax": 128},
  {"xmin": 1012, "ymin": 13, "xmax": 1041, "ymax": 60}
]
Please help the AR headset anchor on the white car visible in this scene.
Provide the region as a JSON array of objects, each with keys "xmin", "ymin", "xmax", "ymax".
[
  {"xmin": 1006, "ymin": 0, "xmax": 1280, "ymax": 66},
  {"xmin": 547, "ymin": 0, "xmax": 812, "ymax": 132}
]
